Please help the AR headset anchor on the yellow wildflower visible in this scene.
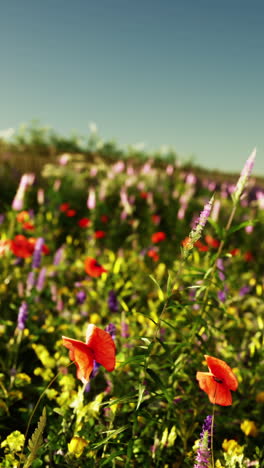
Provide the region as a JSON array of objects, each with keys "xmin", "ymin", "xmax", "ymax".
[
  {"xmin": 240, "ymin": 420, "xmax": 258, "ymax": 437},
  {"xmin": 222, "ymin": 439, "xmax": 244, "ymax": 455},
  {"xmin": 68, "ymin": 436, "xmax": 88, "ymax": 458}
]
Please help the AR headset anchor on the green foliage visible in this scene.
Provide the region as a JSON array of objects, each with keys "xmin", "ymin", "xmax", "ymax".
[
  {"xmin": 0, "ymin": 138, "xmax": 263, "ymax": 466},
  {"xmin": 24, "ymin": 407, "xmax": 47, "ymax": 468}
]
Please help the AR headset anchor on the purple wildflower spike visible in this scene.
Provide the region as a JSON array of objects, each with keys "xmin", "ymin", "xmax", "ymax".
[
  {"xmin": 232, "ymin": 148, "xmax": 256, "ymax": 204},
  {"xmin": 17, "ymin": 301, "xmax": 28, "ymax": 330},
  {"xmin": 108, "ymin": 290, "xmax": 119, "ymax": 312},
  {"xmin": 32, "ymin": 237, "xmax": 44, "ymax": 269},
  {"xmin": 183, "ymin": 196, "xmax": 214, "ymax": 259},
  {"xmin": 194, "ymin": 415, "xmax": 212, "ymax": 468}
]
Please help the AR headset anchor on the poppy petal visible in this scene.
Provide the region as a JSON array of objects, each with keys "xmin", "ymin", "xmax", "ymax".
[
  {"xmin": 85, "ymin": 324, "xmax": 116, "ymax": 372},
  {"xmin": 196, "ymin": 372, "xmax": 233, "ymax": 406},
  {"xmin": 62, "ymin": 336, "xmax": 94, "ymax": 384},
  {"xmin": 205, "ymin": 355, "xmax": 238, "ymax": 391}
]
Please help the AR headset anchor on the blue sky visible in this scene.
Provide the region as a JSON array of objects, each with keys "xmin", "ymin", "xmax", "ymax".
[{"xmin": 0, "ymin": 0, "xmax": 263, "ymax": 174}]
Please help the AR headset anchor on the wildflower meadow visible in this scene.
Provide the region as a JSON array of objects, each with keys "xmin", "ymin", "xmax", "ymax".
[{"xmin": 0, "ymin": 129, "xmax": 264, "ymax": 467}]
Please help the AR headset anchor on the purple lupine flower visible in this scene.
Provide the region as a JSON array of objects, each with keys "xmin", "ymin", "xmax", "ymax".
[
  {"xmin": 232, "ymin": 148, "xmax": 256, "ymax": 204},
  {"xmin": 17, "ymin": 301, "xmax": 28, "ymax": 330},
  {"xmin": 76, "ymin": 290, "xmax": 86, "ymax": 304},
  {"xmin": 239, "ymin": 285, "xmax": 251, "ymax": 296},
  {"xmin": 56, "ymin": 298, "xmax": 64, "ymax": 311},
  {"xmin": 216, "ymin": 258, "xmax": 225, "ymax": 281},
  {"xmin": 50, "ymin": 283, "xmax": 58, "ymax": 302},
  {"xmin": 121, "ymin": 318, "xmax": 129, "ymax": 338},
  {"xmin": 194, "ymin": 415, "xmax": 212, "ymax": 468},
  {"xmin": 108, "ymin": 290, "xmax": 119, "ymax": 312},
  {"xmin": 211, "ymin": 199, "xmax": 220, "ymax": 222},
  {"xmin": 53, "ymin": 246, "xmax": 64, "ymax": 266},
  {"xmin": 12, "ymin": 173, "xmax": 35, "ymax": 210},
  {"xmin": 17, "ymin": 281, "xmax": 24, "ymax": 297},
  {"xmin": 182, "ymin": 196, "xmax": 214, "ymax": 258},
  {"xmin": 105, "ymin": 322, "xmax": 116, "ymax": 340},
  {"xmin": 90, "ymin": 361, "xmax": 101, "ymax": 379},
  {"xmin": 218, "ymin": 288, "xmax": 227, "ymax": 302},
  {"xmin": 26, "ymin": 271, "xmax": 36, "ymax": 293},
  {"xmin": 87, "ymin": 188, "xmax": 96, "ymax": 209},
  {"xmin": 36, "ymin": 267, "xmax": 47, "ymax": 292},
  {"xmin": 32, "ymin": 237, "xmax": 44, "ymax": 269}
]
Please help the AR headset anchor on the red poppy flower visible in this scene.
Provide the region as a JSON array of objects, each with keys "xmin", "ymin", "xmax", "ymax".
[
  {"xmin": 194, "ymin": 240, "xmax": 209, "ymax": 252},
  {"xmin": 66, "ymin": 209, "xmax": 76, "ymax": 217},
  {"xmin": 196, "ymin": 355, "xmax": 238, "ymax": 406},
  {"xmin": 94, "ymin": 230, "xmax": 106, "ymax": 239},
  {"xmin": 230, "ymin": 248, "xmax": 240, "ymax": 257},
  {"xmin": 62, "ymin": 324, "xmax": 116, "ymax": 384},
  {"xmin": 147, "ymin": 249, "xmax": 159, "ymax": 262},
  {"xmin": 22, "ymin": 222, "xmax": 34, "ymax": 231},
  {"xmin": 151, "ymin": 214, "xmax": 161, "ymax": 225},
  {"xmin": 140, "ymin": 191, "xmax": 148, "ymax": 199},
  {"xmin": 59, "ymin": 203, "xmax": 70, "ymax": 212},
  {"xmin": 16, "ymin": 211, "xmax": 30, "ymax": 223},
  {"xmin": 205, "ymin": 235, "xmax": 220, "ymax": 249},
  {"xmin": 151, "ymin": 232, "xmax": 166, "ymax": 243},
  {"xmin": 84, "ymin": 257, "xmax": 107, "ymax": 277},
  {"xmin": 10, "ymin": 235, "xmax": 35, "ymax": 258},
  {"xmin": 244, "ymin": 251, "xmax": 253, "ymax": 262},
  {"xmin": 101, "ymin": 215, "xmax": 109, "ymax": 223},
  {"xmin": 78, "ymin": 218, "xmax": 91, "ymax": 228}
]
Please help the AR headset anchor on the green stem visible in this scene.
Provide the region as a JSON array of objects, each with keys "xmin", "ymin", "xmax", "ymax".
[
  {"xmin": 211, "ymin": 405, "xmax": 215, "ymax": 468},
  {"xmin": 201, "ymin": 203, "xmax": 238, "ymax": 316},
  {"xmin": 18, "ymin": 362, "xmax": 74, "ymax": 468}
]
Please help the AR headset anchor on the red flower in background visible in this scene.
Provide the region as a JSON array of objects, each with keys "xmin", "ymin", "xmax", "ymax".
[
  {"xmin": 59, "ymin": 203, "xmax": 70, "ymax": 212},
  {"xmin": 62, "ymin": 324, "xmax": 116, "ymax": 384},
  {"xmin": 244, "ymin": 251, "xmax": 253, "ymax": 262},
  {"xmin": 84, "ymin": 257, "xmax": 107, "ymax": 277},
  {"xmin": 22, "ymin": 222, "xmax": 34, "ymax": 231},
  {"xmin": 151, "ymin": 214, "xmax": 161, "ymax": 225},
  {"xmin": 10, "ymin": 235, "xmax": 35, "ymax": 258},
  {"xmin": 101, "ymin": 215, "xmax": 109, "ymax": 223},
  {"xmin": 230, "ymin": 248, "xmax": 240, "ymax": 257},
  {"xmin": 194, "ymin": 240, "xmax": 209, "ymax": 252},
  {"xmin": 151, "ymin": 232, "xmax": 166, "ymax": 243},
  {"xmin": 147, "ymin": 249, "xmax": 159, "ymax": 262},
  {"xmin": 94, "ymin": 230, "xmax": 106, "ymax": 239},
  {"xmin": 16, "ymin": 211, "xmax": 30, "ymax": 223},
  {"xmin": 66, "ymin": 209, "xmax": 76, "ymax": 217},
  {"xmin": 78, "ymin": 218, "xmax": 91, "ymax": 228},
  {"xmin": 140, "ymin": 191, "xmax": 148, "ymax": 199},
  {"xmin": 205, "ymin": 235, "xmax": 220, "ymax": 249},
  {"xmin": 196, "ymin": 355, "xmax": 238, "ymax": 406}
]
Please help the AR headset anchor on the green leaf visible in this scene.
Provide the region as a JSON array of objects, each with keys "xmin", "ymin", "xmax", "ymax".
[
  {"xmin": 136, "ymin": 383, "xmax": 146, "ymax": 410},
  {"xmin": 93, "ymin": 425, "xmax": 129, "ymax": 449},
  {"xmin": 24, "ymin": 407, "xmax": 46, "ymax": 468},
  {"xmin": 149, "ymin": 275, "xmax": 164, "ymax": 301},
  {"xmin": 226, "ymin": 220, "xmax": 258, "ymax": 236}
]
